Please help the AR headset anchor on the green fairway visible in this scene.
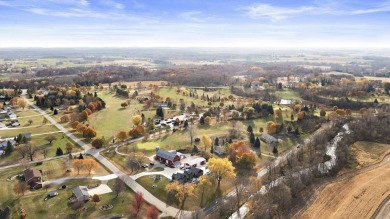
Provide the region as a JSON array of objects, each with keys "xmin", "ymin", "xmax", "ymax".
[{"xmin": 274, "ymin": 89, "xmax": 302, "ymax": 101}]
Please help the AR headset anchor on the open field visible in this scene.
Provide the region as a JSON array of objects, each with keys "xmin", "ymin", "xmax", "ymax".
[
  {"xmin": 109, "ymin": 80, "xmax": 167, "ymax": 87},
  {"xmin": 350, "ymin": 141, "xmax": 390, "ymax": 167},
  {"xmin": 87, "ymin": 91, "xmax": 155, "ymax": 141},
  {"xmin": 274, "ymin": 89, "xmax": 302, "ymax": 101},
  {"xmin": 301, "ymin": 149, "xmax": 390, "ymax": 219},
  {"xmin": 15, "ymin": 110, "xmax": 41, "ymax": 117}
]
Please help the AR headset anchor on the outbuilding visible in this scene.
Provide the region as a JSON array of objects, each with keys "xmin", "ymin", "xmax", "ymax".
[
  {"xmin": 184, "ymin": 157, "xmax": 206, "ymax": 168},
  {"xmin": 155, "ymin": 147, "xmax": 180, "ymax": 165}
]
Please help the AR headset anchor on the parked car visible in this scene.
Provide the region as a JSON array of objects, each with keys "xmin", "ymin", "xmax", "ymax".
[
  {"xmin": 11, "ymin": 122, "xmax": 20, "ymax": 127},
  {"xmin": 149, "ymin": 162, "xmax": 155, "ymax": 166}
]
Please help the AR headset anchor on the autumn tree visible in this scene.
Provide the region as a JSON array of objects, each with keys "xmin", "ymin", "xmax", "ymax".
[
  {"xmin": 117, "ymin": 130, "xmax": 128, "ymax": 142},
  {"xmin": 198, "ymin": 175, "xmax": 212, "ymax": 205},
  {"xmin": 201, "ymin": 135, "xmax": 212, "ymax": 152},
  {"xmin": 65, "ymin": 143, "xmax": 74, "ymax": 154},
  {"xmin": 91, "ymin": 138, "xmax": 105, "ymax": 149},
  {"xmin": 132, "ymin": 115, "xmax": 142, "ymax": 126},
  {"xmin": 165, "ymin": 181, "xmax": 195, "ymax": 210},
  {"xmin": 13, "ymin": 181, "xmax": 28, "ymax": 196},
  {"xmin": 71, "ymin": 121, "xmax": 80, "ymax": 129},
  {"xmin": 76, "ymin": 123, "xmax": 87, "ymax": 134},
  {"xmin": 92, "ymin": 194, "xmax": 100, "ymax": 205},
  {"xmin": 320, "ymin": 109, "xmax": 326, "ymax": 117},
  {"xmin": 121, "ymin": 102, "xmax": 128, "ymax": 108},
  {"xmin": 60, "ymin": 115, "xmax": 70, "ymax": 123},
  {"xmin": 208, "ymin": 158, "xmax": 236, "ymax": 189},
  {"xmin": 44, "ymin": 134, "xmax": 57, "ymax": 144},
  {"xmin": 227, "ymin": 141, "xmax": 257, "ymax": 170},
  {"xmin": 84, "ymin": 159, "xmax": 97, "ymax": 174},
  {"xmin": 267, "ymin": 121, "xmax": 277, "ymax": 134},
  {"xmin": 130, "ymin": 192, "xmax": 145, "ymax": 217},
  {"xmin": 83, "ymin": 127, "xmax": 96, "ymax": 139},
  {"xmin": 73, "ymin": 159, "xmax": 84, "ymax": 174},
  {"xmin": 129, "ymin": 125, "xmax": 144, "ymax": 138},
  {"xmin": 17, "ymin": 98, "xmax": 27, "ymax": 109},
  {"xmin": 204, "ymin": 116, "xmax": 212, "ymax": 125},
  {"xmin": 146, "ymin": 205, "xmax": 159, "ymax": 219}
]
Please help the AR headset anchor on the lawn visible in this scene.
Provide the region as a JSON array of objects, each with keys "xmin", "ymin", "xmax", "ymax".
[
  {"xmin": 136, "ymin": 174, "xmax": 234, "ymax": 210},
  {"xmin": 0, "ymin": 125, "xmax": 60, "ymax": 138},
  {"xmin": 274, "ymin": 89, "xmax": 302, "ymax": 101},
  {"xmin": 14, "ymin": 110, "xmax": 41, "ymax": 117},
  {"xmin": 352, "ymin": 141, "xmax": 390, "ymax": 156},
  {"xmin": 87, "ymin": 91, "xmax": 156, "ymax": 142},
  {"xmin": 6, "ymin": 115, "xmax": 46, "ymax": 127},
  {"xmin": 0, "ymin": 133, "xmax": 82, "ymax": 167}
]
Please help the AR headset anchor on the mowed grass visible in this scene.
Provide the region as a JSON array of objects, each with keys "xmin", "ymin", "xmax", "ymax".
[
  {"xmin": 274, "ymin": 89, "xmax": 302, "ymax": 101},
  {"xmin": 0, "ymin": 125, "xmax": 59, "ymax": 138},
  {"xmin": 158, "ymin": 87, "xmax": 236, "ymax": 108},
  {"xmin": 87, "ymin": 91, "xmax": 155, "ymax": 141},
  {"xmin": 0, "ymin": 133, "xmax": 81, "ymax": 167},
  {"xmin": 14, "ymin": 110, "xmax": 41, "ymax": 117}
]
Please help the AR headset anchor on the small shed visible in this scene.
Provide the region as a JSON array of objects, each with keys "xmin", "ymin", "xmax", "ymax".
[
  {"xmin": 280, "ymin": 99, "xmax": 292, "ymax": 105},
  {"xmin": 72, "ymin": 186, "xmax": 89, "ymax": 202},
  {"xmin": 260, "ymin": 134, "xmax": 278, "ymax": 144},
  {"xmin": 48, "ymin": 190, "xmax": 59, "ymax": 197}
]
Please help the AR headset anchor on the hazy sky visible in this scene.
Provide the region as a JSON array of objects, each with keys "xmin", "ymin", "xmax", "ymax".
[{"xmin": 0, "ymin": 0, "xmax": 390, "ymax": 48}]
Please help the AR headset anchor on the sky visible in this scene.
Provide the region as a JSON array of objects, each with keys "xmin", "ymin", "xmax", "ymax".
[{"xmin": 0, "ymin": 0, "xmax": 390, "ymax": 48}]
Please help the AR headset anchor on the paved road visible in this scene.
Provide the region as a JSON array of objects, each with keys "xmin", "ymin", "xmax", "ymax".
[{"xmin": 21, "ymin": 92, "xmax": 189, "ymax": 218}]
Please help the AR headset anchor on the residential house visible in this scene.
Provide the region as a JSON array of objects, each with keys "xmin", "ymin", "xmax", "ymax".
[
  {"xmin": 214, "ymin": 145, "xmax": 225, "ymax": 155},
  {"xmin": 22, "ymin": 133, "xmax": 32, "ymax": 141},
  {"xmin": 155, "ymin": 147, "xmax": 181, "ymax": 165},
  {"xmin": 24, "ymin": 168, "xmax": 42, "ymax": 189},
  {"xmin": 172, "ymin": 167, "xmax": 204, "ymax": 183},
  {"xmin": 72, "ymin": 186, "xmax": 90, "ymax": 202}
]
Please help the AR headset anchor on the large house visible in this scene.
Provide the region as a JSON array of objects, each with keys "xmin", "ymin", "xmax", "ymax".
[
  {"xmin": 24, "ymin": 168, "xmax": 42, "ymax": 189},
  {"xmin": 155, "ymin": 147, "xmax": 181, "ymax": 165},
  {"xmin": 172, "ymin": 167, "xmax": 203, "ymax": 183}
]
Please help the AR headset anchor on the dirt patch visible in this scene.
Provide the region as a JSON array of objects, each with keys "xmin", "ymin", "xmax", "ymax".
[
  {"xmin": 301, "ymin": 154, "xmax": 390, "ymax": 219},
  {"xmin": 351, "ymin": 141, "xmax": 390, "ymax": 168}
]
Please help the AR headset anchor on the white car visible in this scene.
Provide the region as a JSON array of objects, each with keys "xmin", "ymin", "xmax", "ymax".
[{"xmin": 0, "ymin": 123, "xmax": 6, "ymax": 128}]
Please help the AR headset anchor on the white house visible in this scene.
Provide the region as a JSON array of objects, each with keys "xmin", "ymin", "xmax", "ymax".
[{"xmin": 280, "ymin": 99, "xmax": 292, "ymax": 105}]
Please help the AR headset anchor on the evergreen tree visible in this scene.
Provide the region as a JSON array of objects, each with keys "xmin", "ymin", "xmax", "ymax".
[
  {"xmin": 5, "ymin": 141, "xmax": 13, "ymax": 155},
  {"xmin": 183, "ymin": 120, "xmax": 189, "ymax": 129},
  {"xmin": 247, "ymin": 125, "xmax": 253, "ymax": 133},
  {"xmin": 290, "ymin": 113, "xmax": 294, "ymax": 121},
  {"xmin": 56, "ymin": 147, "xmax": 64, "ymax": 156},
  {"xmin": 250, "ymin": 132, "xmax": 255, "ymax": 145},
  {"xmin": 78, "ymin": 153, "xmax": 84, "ymax": 159},
  {"xmin": 199, "ymin": 116, "xmax": 205, "ymax": 125},
  {"xmin": 254, "ymin": 137, "xmax": 261, "ymax": 148},
  {"xmin": 273, "ymin": 146, "xmax": 278, "ymax": 155},
  {"xmin": 214, "ymin": 137, "xmax": 219, "ymax": 146}
]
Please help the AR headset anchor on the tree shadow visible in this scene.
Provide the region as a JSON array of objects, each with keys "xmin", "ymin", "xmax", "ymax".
[{"xmin": 117, "ymin": 108, "xmax": 126, "ymax": 111}]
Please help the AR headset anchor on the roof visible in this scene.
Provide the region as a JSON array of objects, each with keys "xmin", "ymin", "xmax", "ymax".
[
  {"xmin": 0, "ymin": 140, "xmax": 16, "ymax": 148},
  {"xmin": 261, "ymin": 134, "xmax": 278, "ymax": 144},
  {"xmin": 24, "ymin": 168, "xmax": 42, "ymax": 182},
  {"xmin": 156, "ymin": 149, "xmax": 178, "ymax": 161},
  {"xmin": 72, "ymin": 186, "xmax": 89, "ymax": 200},
  {"xmin": 280, "ymin": 99, "xmax": 292, "ymax": 105},
  {"xmin": 185, "ymin": 157, "xmax": 206, "ymax": 166},
  {"xmin": 187, "ymin": 167, "xmax": 203, "ymax": 175},
  {"xmin": 214, "ymin": 145, "xmax": 224, "ymax": 155}
]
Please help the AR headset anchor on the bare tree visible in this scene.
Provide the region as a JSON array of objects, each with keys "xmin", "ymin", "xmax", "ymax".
[
  {"xmin": 113, "ymin": 178, "xmax": 126, "ymax": 198},
  {"xmin": 20, "ymin": 143, "xmax": 39, "ymax": 161},
  {"xmin": 40, "ymin": 146, "xmax": 50, "ymax": 159},
  {"xmin": 188, "ymin": 125, "xmax": 198, "ymax": 145}
]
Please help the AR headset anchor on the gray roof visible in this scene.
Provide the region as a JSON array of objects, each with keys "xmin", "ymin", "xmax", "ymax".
[
  {"xmin": 261, "ymin": 134, "xmax": 278, "ymax": 144},
  {"xmin": 22, "ymin": 133, "xmax": 32, "ymax": 139},
  {"xmin": 72, "ymin": 186, "xmax": 89, "ymax": 201},
  {"xmin": 0, "ymin": 140, "xmax": 16, "ymax": 148},
  {"xmin": 156, "ymin": 149, "xmax": 178, "ymax": 161}
]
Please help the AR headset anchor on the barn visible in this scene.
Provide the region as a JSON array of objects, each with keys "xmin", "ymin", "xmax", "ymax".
[{"xmin": 155, "ymin": 147, "xmax": 180, "ymax": 164}]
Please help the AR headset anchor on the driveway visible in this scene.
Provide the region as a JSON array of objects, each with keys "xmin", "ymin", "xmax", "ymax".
[{"xmin": 88, "ymin": 184, "xmax": 112, "ymax": 196}]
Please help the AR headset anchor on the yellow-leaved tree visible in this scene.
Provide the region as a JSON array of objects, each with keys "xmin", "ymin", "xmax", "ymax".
[
  {"xmin": 208, "ymin": 158, "xmax": 236, "ymax": 190},
  {"xmin": 201, "ymin": 135, "xmax": 212, "ymax": 152},
  {"xmin": 165, "ymin": 181, "xmax": 195, "ymax": 209},
  {"xmin": 132, "ymin": 115, "xmax": 142, "ymax": 126}
]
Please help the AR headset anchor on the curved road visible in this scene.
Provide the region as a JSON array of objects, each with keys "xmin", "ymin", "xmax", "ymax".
[{"xmin": 21, "ymin": 92, "xmax": 190, "ymax": 218}]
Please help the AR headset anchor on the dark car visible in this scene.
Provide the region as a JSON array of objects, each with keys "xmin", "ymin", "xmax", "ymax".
[
  {"xmin": 149, "ymin": 162, "xmax": 155, "ymax": 166},
  {"xmin": 141, "ymin": 164, "xmax": 149, "ymax": 168}
]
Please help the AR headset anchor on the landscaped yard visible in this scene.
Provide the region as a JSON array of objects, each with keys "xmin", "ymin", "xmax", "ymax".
[{"xmin": 136, "ymin": 174, "xmax": 234, "ymax": 210}]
